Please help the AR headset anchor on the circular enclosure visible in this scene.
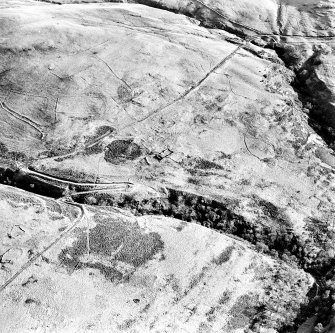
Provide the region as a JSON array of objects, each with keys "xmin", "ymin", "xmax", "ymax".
[{"xmin": 104, "ymin": 139, "xmax": 142, "ymax": 164}]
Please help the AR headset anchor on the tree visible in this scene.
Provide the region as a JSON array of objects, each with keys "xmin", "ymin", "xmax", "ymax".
[{"xmin": 313, "ymin": 323, "xmax": 323, "ymax": 333}]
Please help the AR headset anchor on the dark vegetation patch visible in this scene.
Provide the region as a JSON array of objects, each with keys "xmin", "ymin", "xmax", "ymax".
[
  {"xmin": 0, "ymin": 166, "xmax": 64, "ymax": 197},
  {"xmin": 274, "ymin": 45, "xmax": 335, "ymax": 152},
  {"xmin": 187, "ymin": 176, "xmax": 204, "ymax": 186},
  {"xmin": 228, "ymin": 294, "xmax": 259, "ymax": 330},
  {"xmin": 22, "ymin": 276, "xmax": 38, "ymax": 287},
  {"xmin": 73, "ymin": 188, "xmax": 335, "ymax": 330},
  {"xmin": 211, "ymin": 245, "xmax": 234, "ymax": 265},
  {"xmin": 24, "ymin": 298, "xmax": 40, "ymax": 305},
  {"xmin": 44, "ymin": 199, "xmax": 63, "ymax": 215},
  {"xmin": 219, "ymin": 291, "xmax": 232, "ymax": 305},
  {"xmin": 183, "ymin": 157, "xmax": 224, "ymax": 170},
  {"xmin": 0, "ymin": 68, "xmax": 11, "ymax": 81},
  {"xmin": 306, "ymin": 217, "xmax": 335, "ymax": 251},
  {"xmin": 104, "ymin": 139, "xmax": 142, "ymax": 164},
  {"xmin": 44, "ymin": 137, "xmax": 79, "ymax": 158},
  {"xmin": 186, "ymin": 266, "xmax": 208, "ymax": 295},
  {"xmin": 256, "ymin": 198, "xmax": 291, "ymax": 227},
  {"xmin": 73, "ymin": 188, "xmax": 334, "ymax": 273},
  {"xmin": 58, "ymin": 218, "xmax": 164, "ymax": 281},
  {"xmin": 93, "ymin": 126, "xmax": 114, "ymax": 138},
  {"xmin": 117, "ymin": 319, "xmax": 136, "ymax": 331},
  {"xmin": 257, "ymin": 199, "xmax": 281, "ymax": 219},
  {"xmin": 117, "ymin": 85, "xmax": 133, "ymax": 102},
  {"xmin": 0, "ymin": 41, "xmax": 56, "ymax": 54},
  {"xmin": 174, "ymin": 221, "xmax": 187, "ymax": 232},
  {"xmin": 206, "ymin": 291, "xmax": 233, "ymax": 322},
  {"xmin": 0, "ymin": 142, "xmax": 30, "ymax": 163}
]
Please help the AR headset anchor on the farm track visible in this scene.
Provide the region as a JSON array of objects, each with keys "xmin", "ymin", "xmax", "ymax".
[
  {"xmin": 23, "ymin": 167, "xmax": 133, "ymax": 187},
  {"xmin": 3, "ymin": 102, "xmax": 43, "ymax": 128},
  {"xmin": 192, "ymin": 0, "xmax": 335, "ymax": 40},
  {"xmin": 0, "ymin": 201, "xmax": 85, "ymax": 293},
  {"xmin": 120, "ymin": 39, "xmax": 251, "ymax": 130},
  {"xmin": 120, "ymin": 32, "xmax": 278, "ymax": 130},
  {"xmin": 2, "ymin": 0, "xmax": 334, "ymax": 163},
  {"xmin": 10, "ymin": 0, "xmax": 332, "ymax": 174},
  {"xmin": 38, "ymin": 129, "xmax": 114, "ymax": 162},
  {"xmin": 85, "ymin": 129, "xmax": 114, "ymax": 149},
  {"xmin": 70, "ymin": 187, "xmax": 131, "ymax": 196}
]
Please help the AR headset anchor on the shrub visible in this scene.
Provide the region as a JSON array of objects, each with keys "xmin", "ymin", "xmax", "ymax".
[{"xmin": 212, "ymin": 245, "xmax": 234, "ymax": 265}]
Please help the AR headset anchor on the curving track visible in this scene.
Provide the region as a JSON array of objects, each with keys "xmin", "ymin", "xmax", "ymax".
[
  {"xmin": 0, "ymin": 100, "xmax": 45, "ymax": 139},
  {"xmin": 38, "ymin": 128, "xmax": 114, "ymax": 162},
  {"xmin": 22, "ymin": 167, "xmax": 133, "ymax": 187}
]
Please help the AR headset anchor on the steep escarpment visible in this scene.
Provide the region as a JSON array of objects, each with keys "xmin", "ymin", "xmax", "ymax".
[
  {"xmin": 295, "ymin": 47, "xmax": 335, "ymax": 148},
  {"xmin": 1, "ymin": 163, "xmax": 335, "ymax": 331},
  {"xmin": 0, "ymin": 184, "xmax": 314, "ymax": 332}
]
